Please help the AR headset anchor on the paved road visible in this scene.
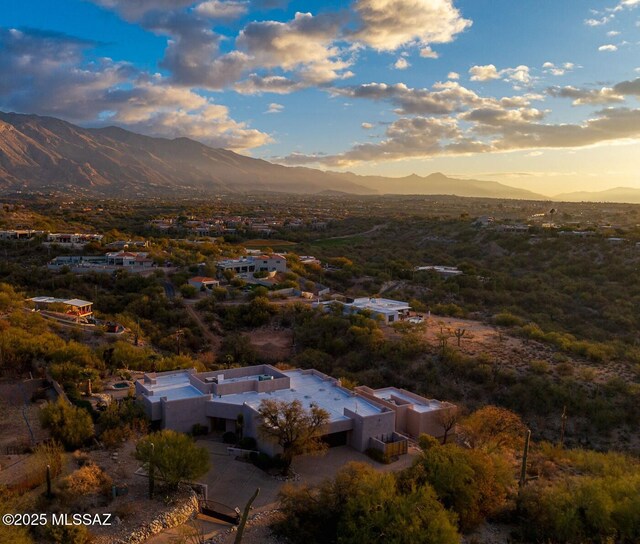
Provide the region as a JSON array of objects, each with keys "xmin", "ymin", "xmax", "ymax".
[
  {"xmin": 163, "ymin": 281, "xmax": 176, "ymax": 298},
  {"xmin": 314, "ymin": 223, "xmax": 387, "ymax": 242}
]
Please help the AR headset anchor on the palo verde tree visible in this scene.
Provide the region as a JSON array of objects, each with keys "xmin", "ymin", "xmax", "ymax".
[
  {"xmin": 39, "ymin": 398, "xmax": 95, "ymax": 450},
  {"xmin": 135, "ymin": 430, "xmax": 210, "ymax": 491},
  {"xmin": 257, "ymin": 398, "xmax": 329, "ymax": 475}
]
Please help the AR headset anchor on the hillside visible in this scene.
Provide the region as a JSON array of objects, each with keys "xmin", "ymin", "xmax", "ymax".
[
  {"xmin": 0, "ymin": 111, "xmax": 546, "ymax": 199},
  {"xmin": 337, "ymin": 171, "xmax": 547, "ymax": 200},
  {"xmin": 554, "ymin": 187, "xmax": 640, "ymax": 203},
  {"xmin": 0, "ymin": 112, "xmax": 372, "ymax": 196}
]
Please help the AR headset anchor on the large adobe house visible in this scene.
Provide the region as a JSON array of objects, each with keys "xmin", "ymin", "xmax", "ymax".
[{"xmin": 135, "ymin": 365, "xmax": 455, "ymax": 457}]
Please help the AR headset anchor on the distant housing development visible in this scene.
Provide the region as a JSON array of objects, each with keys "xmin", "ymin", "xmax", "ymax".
[
  {"xmin": 216, "ymin": 254, "xmax": 287, "ymax": 277},
  {"xmin": 44, "ymin": 233, "xmax": 104, "ymax": 248},
  {"xmin": 48, "ymin": 251, "xmax": 154, "ymax": 273},
  {"xmin": 315, "ymin": 297, "xmax": 412, "ymax": 324},
  {"xmin": 414, "ymin": 265, "xmax": 463, "ymax": 277},
  {"xmin": 136, "ymin": 365, "xmax": 454, "ymax": 456}
]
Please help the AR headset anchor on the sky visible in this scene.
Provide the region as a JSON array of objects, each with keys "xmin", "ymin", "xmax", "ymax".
[{"xmin": 1, "ymin": 0, "xmax": 639, "ymax": 195}]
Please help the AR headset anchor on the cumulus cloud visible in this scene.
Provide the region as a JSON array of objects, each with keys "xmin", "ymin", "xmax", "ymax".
[
  {"xmin": 547, "ymin": 85, "xmax": 625, "ymax": 105},
  {"xmin": 350, "ymin": 0, "xmax": 471, "ymax": 51},
  {"xmin": 613, "ymin": 77, "xmax": 640, "ymax": 95},
  {"xmin": 598, "ymin": 44, "xmax": 618, "ymax": 51},
  {"xmin": 195, "ymin": 0, "xmax": 249, "ymax": 20},
  {"xmin": 448, "ymin": 71, "xmax": 460, "ymax": 80},
  {"xmin": 236, "ymin": 12, "xmax": 353, "ymax": 85},
  {"xmin": 469, "ymin": 64, "xmax": 532, "ymax": 85},
  {"xmin": 332, "ymin": 80, "xmax": 542, "ymax": 116},
  {"xmin": 92, "ymin": 0, "xmax": 197, "ymax": 21},
  {"xmin": 469, "ymin": 64, "xmax": 500, "ymax": 81},
  {"xmin": 542, "ymin": 61, "xmax": 574, "ymax": 76},
  {"xmin": 90, "ymin": 0, "xmax": 472, "ymax": 91},
  {"xmin": 585, "ymin": 15, "xmax": 614, "ymax": 26},
  {"xmin": 0, "ymin": 27, "xmax": 269, "ymax": 150},
  {"xmin": 280, "ymin": 105, "xmax": 640, "ymax": 167},
  {"xmin": 393, "ymin": 57, "xmax": 410, "ymax": 69},
  {"xmin": 419, "ymin": 46, "xmax": 439, "ymax": 59},
  {"xmin": 264, "ymin": 102, "xmax": 284, "ymax": 113},
  {"xmin": 234, "ymin": 74, "xmax": 303, "ymax": 94},
  {"xmin": 361, "ymin": 122, "xmax": 374, "ymax": 129}
]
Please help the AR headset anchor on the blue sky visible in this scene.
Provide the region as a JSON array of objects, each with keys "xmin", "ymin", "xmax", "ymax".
[{"xmin": 1, "ymin": 0, "xmax": 639, "ymax": 194}]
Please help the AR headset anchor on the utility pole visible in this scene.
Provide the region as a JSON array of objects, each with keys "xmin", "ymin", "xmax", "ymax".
[
  {"xmin": 519, "ymin": 429, "xmax": 531, "ymax": 490},
  {"xmin": 148, "ymin": 442, "xmax": 155, "ymax": 499},
  {"xmin": 559, "ymin": 406, "xmax": 567, "ymax": 448}
]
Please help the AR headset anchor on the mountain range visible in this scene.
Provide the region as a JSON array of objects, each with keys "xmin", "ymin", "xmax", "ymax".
[{"xmin": 0, "ymin": 111, "xmax": 634, "ymax": 202}]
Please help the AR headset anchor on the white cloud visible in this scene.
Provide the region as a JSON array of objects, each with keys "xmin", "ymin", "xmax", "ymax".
[
  {"xmin": 394, "ymin": 57, "xmax": 410, "ymax": 70},
  {"xmin": 447, "ymin": 71, "xmax": 460, "ymax": 80},
  {"xmin": 0, "ymin": 27, "xmax": 270, "ymax": 151},
  {"xmin": 598, "ymin": 44, "xmax": 618, "ymax": 51},
  {"xmin": 585, "ymin": 15, "xmax": 614, "ymax": 26},
  {"xmin": 281, "ymin": 106, "xmax": 640, "ymax": 167},
  {"xmin": 350, "ymin": 0, "xmax": 471, "ymax": 51},
  {"xmin": 361, "ymin": 122, "xmax": 374, "ymax": 129},
  {"xmin": 547, "ymin": 85, "xmax": 625, "ymax": 105},
  {"xmin": 195, "ymin": 0, "xmax": 249, "ymax": 20},
  {"xmin": 542, "ymin": 61, "xmax": 575, "ymax": 76},
  {"xmin": 469, "ymin": 64, "xmax": 500, "ymax": 81},
  {"xmin": 265, "ymin": 102, "xmax": 284, "ymax": 113},
  {"xmin": 607, "ymin": 30, "xmax": 621, "ymax": 36},
  {"xmin": 419, "ymin": 46, "xmax": 439, "ymax": 59}
]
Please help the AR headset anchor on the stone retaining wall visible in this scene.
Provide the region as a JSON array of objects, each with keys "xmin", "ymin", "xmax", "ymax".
[{"xmin": 116, "ymin": 491, "xmax": 199, "ymax": 544}]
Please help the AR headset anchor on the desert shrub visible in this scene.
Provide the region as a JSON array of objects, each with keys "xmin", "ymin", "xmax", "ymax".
[
  {"xmin": 518, "ymin": 474, "xmax": 640, "ymax": 543},
  {"xmin": 58, "ymin": 464, "xmax": 113, "ymax": 498},
  {"xmin": 530, "ymin": 359, "xmax": 551, "ymax": 374},
  {"xmin": 275, "ymin": 462, "xmax": 459, "ymax": 544},
  {"xmin": 101, "ymin": 427, "xmax": 129, "ymax": 450},
  {"xmin": 39, "ymin": 398, "xmax": 95, "ymax": 450},
  {"xmin": 42, "ymin": 523, "xmax": 91, "ymax": 544},
  {"xmin": 494, "ymin": 312, "xmax": 525, "ymax": 327},
  {"xmin": 400, "ymin": 436, "xmax": 513, "ymax": 531},
  {"xmin": 135, "ymin": 430, "xmax": 210, "ymax": 490}
]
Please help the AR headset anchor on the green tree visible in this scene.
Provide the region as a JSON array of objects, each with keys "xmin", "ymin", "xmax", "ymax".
[
  {"xmin": 275, "ymin": 462, "xmax": 459, "ymax": 544},
  {"xmin": 399, "ymin": 435, "xmax": 514, "ymax": 531},
  {"xmin": 135, "ymin": 430, "xmax": 210, "ymax": 490},
  {"xmin": 460, "ymin": 405, "xmax": 526, "ymax": 453},
  {"xmin": 39, "ymin": 398, "xmax": 95, "ymax": 449},
  {"xmin": 257, "ymin": 399, "xmax": 329, "ymax": 475}
]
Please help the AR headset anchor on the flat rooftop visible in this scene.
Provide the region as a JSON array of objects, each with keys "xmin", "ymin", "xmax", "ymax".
[
  {"xmin": 29, "ymin": 296, "xmax": 93, "ymax": 307},
  {"xmin": 209, "ymin": 370, "xmax": 383, "ymax": 421},
  {"xmin": 372, "ymin": 387, "xmax": 443, "ymax": 413},
  {"xmin": 142, "ymin": 371, "xmax": 205, "ymax": 403},
  {"xmin": 350, "ymin": 298, "xmax": 411, "ymax": 312}
]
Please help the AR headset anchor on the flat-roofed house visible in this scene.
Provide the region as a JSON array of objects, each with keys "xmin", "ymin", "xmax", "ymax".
[
  {"xmin": 316, "ymin": 297, "xmax": 412, "ymax": 324},
  {"xmin": 188, "ymin": 276, "xmax": 220, "ymax": 291},
  {"xmin": 216, "ymin": 254, "xmax": 287, "ymax": 278},
  {"xmin": 354, "ymin": 386, "xmax": 457, "ymax": 440},
  {"xmin": 135, "ymin": 364, "xmax": 454, "ymax": 459},
  {"xmin": 28, "ymin": 296, "xmax": 93, "ymax": 323},
  {"xmin": 136, "ymin": 365, "xmax": 397, "ymax": 455}
]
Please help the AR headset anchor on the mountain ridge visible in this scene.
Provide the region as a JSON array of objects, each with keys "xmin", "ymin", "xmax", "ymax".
[
  {"xmin": 0, "ymin": 111, "xmax": 547, "ymax": 200},
  {"xmin": 553, "ymin": 187, "xmax": 640, "ymax": 204}
]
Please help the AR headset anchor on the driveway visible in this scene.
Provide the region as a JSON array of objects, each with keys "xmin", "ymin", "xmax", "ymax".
[
  {"xmin": 147, "ymin": 439, "xmax": 420, "ymax": 543},
  {"xmin": 197, "ymin": 439, "xmax": 420, "ymax": 512}
]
